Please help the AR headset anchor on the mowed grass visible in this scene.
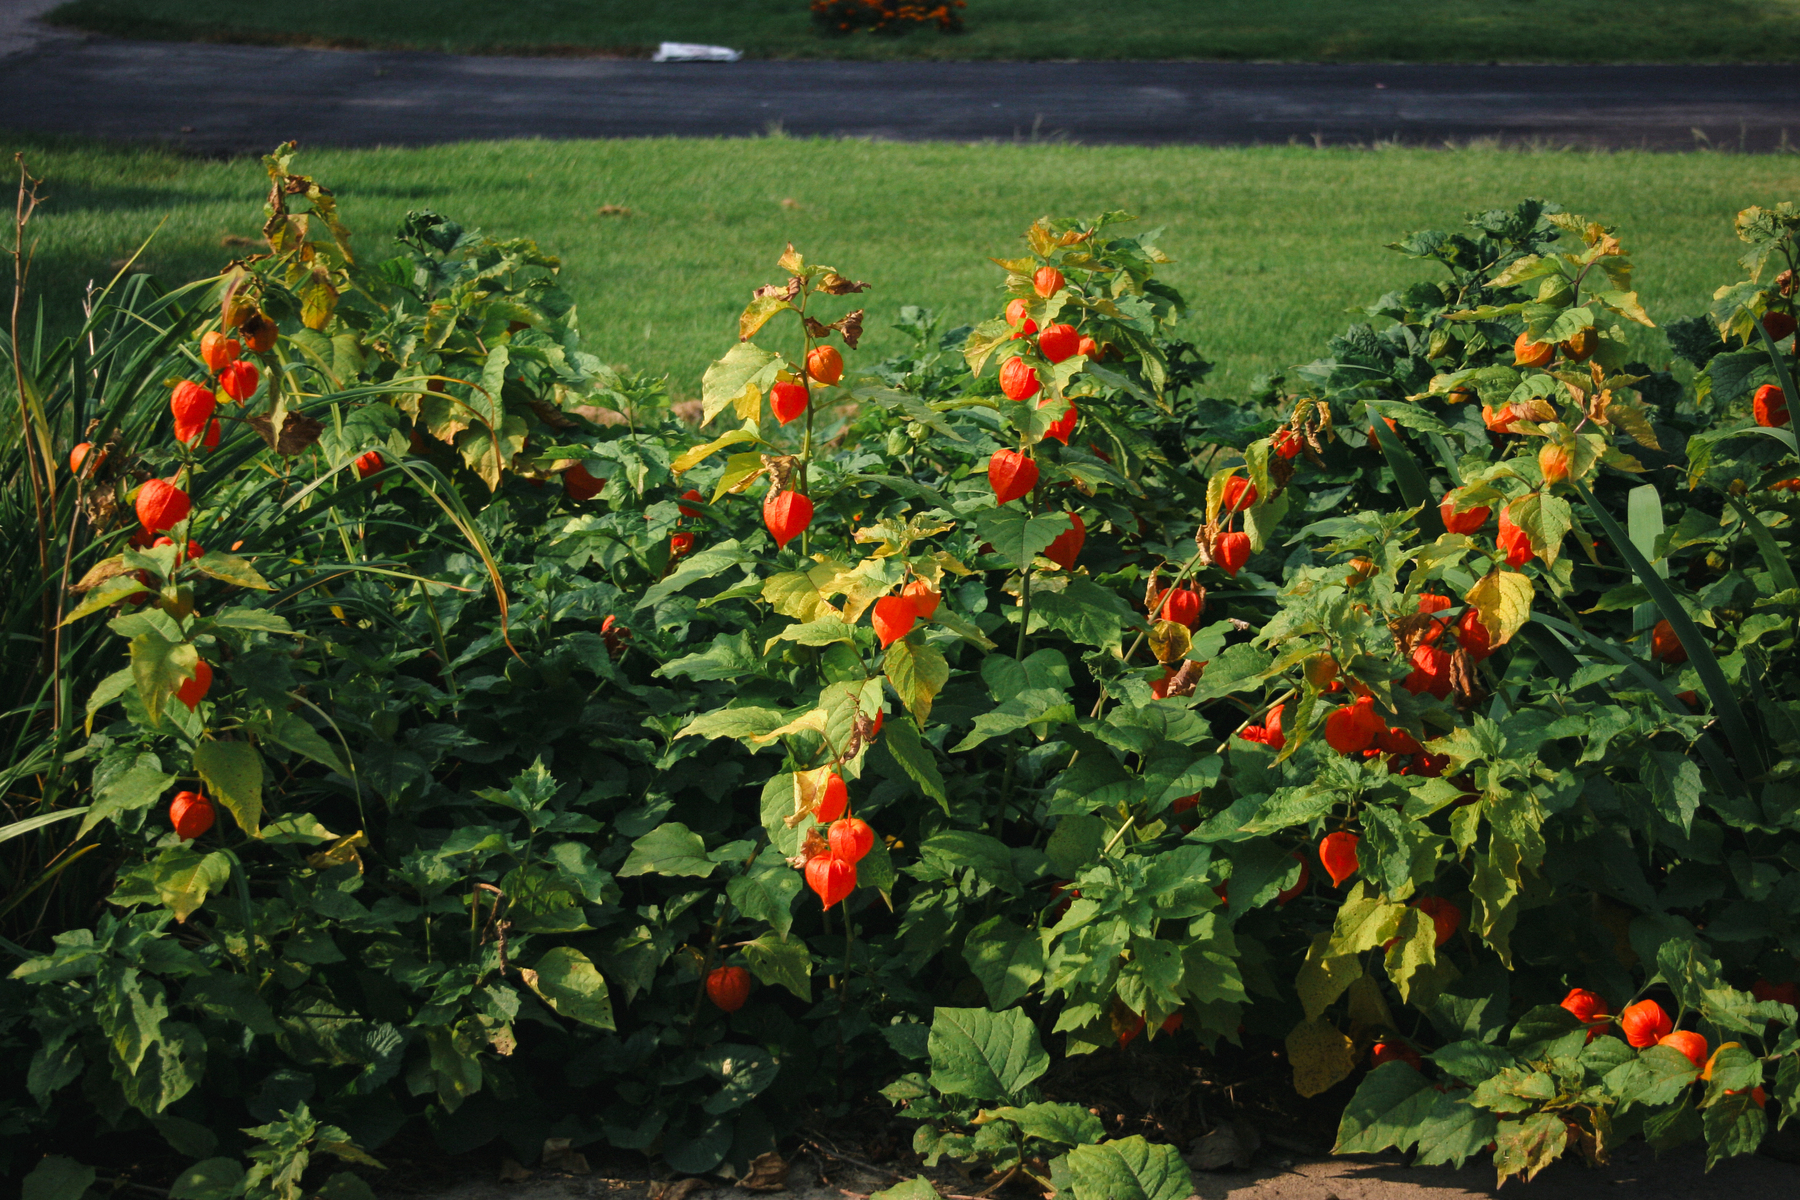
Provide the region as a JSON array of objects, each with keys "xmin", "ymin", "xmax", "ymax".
[
  {"xmin": 43, "ymin": 0, "xmax": 1800, "ymax": 62},
  {"xmin": 8, "ymin": 134, "xmax": 1800, "ymax": 398}
]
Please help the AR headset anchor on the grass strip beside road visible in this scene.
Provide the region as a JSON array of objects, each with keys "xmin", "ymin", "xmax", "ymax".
[
  {"xmin": 44, "ymin": 0, "xmax": 1800, "ymax": 62},
  {"xmin": 7, "ymin": 134, "xmax": 1798, "ymax": 397}
]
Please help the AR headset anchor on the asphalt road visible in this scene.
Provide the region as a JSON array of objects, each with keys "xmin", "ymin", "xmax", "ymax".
[{"xmin": 1, "ymin": 31, "xmax": 1799, "ymax": 153}]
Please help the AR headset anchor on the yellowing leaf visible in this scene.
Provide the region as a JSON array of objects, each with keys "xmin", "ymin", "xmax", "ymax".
[
  {"xmin": 192, "ymin": 741, "xmax": 265, "ymax": 836},
  {"xmin": 747, "ymin": 707, "xmax": 830, "ymax": 748},
  {"xmin": 1464, "ymin": 569, "xmax": 1534, "ymax": 649},
  {"xmin": 885, "ymin": 638, "xmax": 950, "ymax": 725},
  {"xmin": 1147, "ymin": 620, "xmax": 1191, "ymax": 665},
  {"xmin": 1286, "ymin": 1018, "xmax": 1356, "ymax": 1098},
  {"xmin": 762, "ymin": 570, "xmax": 841, "ymax": 623},
  {"xmin": 673, "ymin": 428, "xmax": 759, "ymax": 475}
]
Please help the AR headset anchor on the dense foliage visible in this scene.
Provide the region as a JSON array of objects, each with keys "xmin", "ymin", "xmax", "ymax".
[{"xmin": 3, "ymin": 148, "xmax": 1798, "ymax": 1198}]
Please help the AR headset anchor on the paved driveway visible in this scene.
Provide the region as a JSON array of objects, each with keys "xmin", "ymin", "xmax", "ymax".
[{"xmin": 2, "ymin": 31, "xmax": 1799, "ymax": 152}]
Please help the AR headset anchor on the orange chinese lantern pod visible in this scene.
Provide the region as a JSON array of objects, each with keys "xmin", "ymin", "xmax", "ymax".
[
  {"xmin": 1274, "ymin": 428, "xmax": 1303, "ymax": 460},
  {"xmin": 1560, "ymin": 326, "xmax": 1599, "ymax": 362},
  {"xmin": 1043, "ymin": 511, "xmax": 1085, "ymax": 570},
  {"xmin": 763, "ymin": 489, "xmax": 814, "ymax": 550},
  {"xmin": 1324, "ymin": 697, "xmax": 1384, "ymax": 755},
  {"xmin": 705, "ymin": 966, "xmax": 752, "ymax": 1013},
  {"xmin": 1403, "ymin": 643, "xmax": 1453, "ymax": 700},
  {"xmin": 1513, "ymin": 331, "xmax": 1554, "ymax": 368},
  {"xmin": 677, "ymin": 489, "xmax": 705, "ymax": 518},
  {"xmin": 1076, "ymin": 335, "xmax": 1100, "ymax": 359},
  {"xmin": 135, "ymin": 479, "xmax": 192, "ymax": 534},
  {"xmin": 1417, "ymin": 593, "xmax": 1453, "ymax": 616},
  {"xmin": 217, "ymin": 360, "xmax": 259, "ymax": 403},
  {"xmin": 805, "ymin": 854, "xmax": 857, "ymax": 909},
  {"xmin": 1766, "ymin": 311, "xmax": 1798, "ymax": 342},
  {"xmin": 199, "ymin": 419, "xmax": 221, "ymax": 452},
  {"xmin": 1768, "ymin": 476, "xmax": 1800, "ymax": 492},
  {"xmin": 669, "ymin": 532, "xmax": 694, "ymax": 560},
  {"xmin": 1319, "ymin": 831, "xmax": 1361, "ymax": 887},
  {"xmin": 871, "ymin": 595, "xmax": 918, "ymax": 648},
  {"xmin": 988, "ymin": 449, "xmax": 1038, "ymax": 505},
  {"xmin": 240, "ymin": 309, "xmax": 279, "ymax": 353},
  {"xmin": 1440, "ymin": 489, "xmax": 1490, "ymax": 534},
  {"xmin": 1004, "ymin": 298, "xmax": 1037, "ymax": 335},
  {"xmin": 1033, "ymin": 266, "xmax": 1065, "ymax": 298},
  {"xmin": 770, "ymin": 380, "xmax": 808, "ymax": 425},
  {"xmin": 902, "ymin": 578, "xmax": 941, "ymax": 619},
  {"xmin": 1414, "ymin": 896, "xmax": 1462, "ymax": 947},
  {"xmin": 69, "ymin": 442, "xmax": 104, "ymax": 477},
  {"xmin": 1160, "ymin": 586, "xmax": 1202, "ymax": 628},
  {"xmin": 829, "ymin": 817, "xmax": 875, "ymax": 863},
  {"xmin": 1539, "ymin": 443, "xmax": 1572, "ymax": 486},
  {"xmin": 169, "ymin": 791, "xmax": 214, "ymax": 840},
  {"xmin": 1042, "ymin": 400, "xmax": 1079, "ymax": 445},
  {"xmin": 1117, "ymin": 1013, "xmax": 1148, "ymax": 1048},
  {"xmin": 177, "ymin": 659, "xmax": 213, "ymax": 710},
  {"xmin": 814, "ymin": 772, "xmax": 848, "ymax": 823},
  {"xmin": 1239, "ymin": 703, "xmax": 1287, "ymax": 752},
  {"xmin": 1220, "ymin": 473, "xmax": 1258, "ymax": 513},
  {"xmin": 1370, "ymin": 1041, "xmax": 1423, "ymax": 1070},
  {"xmin": 1497, "ymin": 505, "xmax": 1532, "ymax": 567},
  {"xmin": 1754, "ymin": 384, "xmax": 1790, "ymax": 428},
  {"xmin": 1038, "ymin": 323, "xmax": 1079, "ymax": 364},
  {"xmin": 563, "ymin": 463, "xmax": 606, "ymax": 502},
  {"xmin": 200, "ymin": 329, "xmax": 241, "ymax": 374},
  {"xmin": 806, "ymin": 345, "xmax": 844, "ymax": 386},
  {"xmin": 170, "ymin": 381, "xmax": 217, "ymax": 443},
  {"xmin": 1482, "ymin": 403, "xmax": 1521, "ymax": 434},
  {"xmin": 1213, "ymin": 531, "xmax": 1251, "ymax": 577},
  {"xmin": 1275, "ymin": 851, "xmax": 1308, "ymax": 905},
  {"xmin": 1658, "ymin": 1030, "xmax": 1708, "ymax": 1068},
  {"xmin": 1561, "ymin": 988, "xmax": 1612, "ymax": 1023},
  {"xmin": 999, "ymin": 355, "xmax": 1041, "ymax": 402},
  {"xmin": 1650, "ymin": 618, "xmax": 1688, "ymax": 664},
  {"xmin": 1619, "ymin": 999, "xmax": 1674, "ymax": 1048},
  {"xmin": 1456, "ymin": 608, "xmax": 1494, "ymax": 661},
  {"xmin": 355, "ymin": 450, "xmax": 387, "ymax": 480}
]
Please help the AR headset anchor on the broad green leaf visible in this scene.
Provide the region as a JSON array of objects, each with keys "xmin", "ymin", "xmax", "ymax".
[
  {"xmin": 1063, "ymin": 1136, "xmax": 1192, "ymax": 1200},
  {"xmin": 520, "ymin": 947, "xmax": 614, "ymax": 1030},
  {"xmin": 192, "ymin": 741, "xmax": 264, "ymax": 836},
  {"xmin": 870, "ymin": 1178, "xmax": 941, "ymax": 1200},
  {"xmin": 927, "ymin": 1006, "xmax": 1048, "ymax": 1104},
  {"xmin": 701, "ymin": 342, "xmax": 783, "ymax": 426},
  {"xmin": 189, "ymin": 551, "xmax": 272, "ymax": 591},
  {"xmin": 980, "ymin": 1102, "xmax": 1104, "ymax": 1148},
  {"xmin": 619, "ymin": 824, "xmax": 715, "ymax": 877},
  {"xmin": 727, "ymin": 850, "xmax": 802, "ymax": 936},
  {"xmin": 1604, "ymin": 1043, "xmax": 1699, "ymax": 1108},
  {"xmin": 262, "ymin": 711, "xmax": 350, "ymax": 777},
  {"xmin": 885, "ymin": 637, "xmax": 949, "ymax": 724},
  {"xmin": 1704, "ymin": 1088, "xmax": 1768, "ymax": 1168},
  {"xmin": 963, "ymin": 917, "xmax": 1045, "ymax": 1009},
  {"xmin": 131, "ymin": 633, "xmax": 197, "ymax": 726},
  {"xmin": 80, "ymin": 754, "xmax": 172, "ymax": 837},
  {"xmin": 168, "ymin": 1157, "xmax": 244, "ymax": 1200},
  {"xmin": 152, "ymin": 846, "xmax": 231, "ymax": 923},
  {"xmin": 699, "ymin": 1043, "xmax": 778, "ymax": 1114},
  {"xmin": 973, "ymin": 507, "xmax": 1069, "ymax": 569},
  {"xmin": 881, "ymin": 715, "xmax": 947, "ymax": 805},
  {"xmin": 676, "ymin": 706, "xmax": 787, "ymax": 744},
  {"xmin": 23, "ymin": 1155, "xmax": 97, "ymax": 1200},
  {"xmin": 1027, "ymin": 576, "xmax": 1136, "ymax": 653},
  {"xmin": 743, "ymin": 934, "xmax": 812, "ymax": 1001},
  {"xmin": 1334, "ymin": 1061, "xmax": 1442, "ymax": 1154}
]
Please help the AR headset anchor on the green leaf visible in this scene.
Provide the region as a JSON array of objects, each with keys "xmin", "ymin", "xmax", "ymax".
[
  {"xmin": 973, "ymin": 507, "xmax": 1070, "ymax": 569},
  {"xmin": 727, "ymin": 850, "xmax": 802, "ymax": 936},
  {"xmin": 870, "ymin": 1178, "xmax": 941, "ymax": 1200},
  {"xmin": 981, "ymin": 1102, "xmax": 1105, "ymax": 1148},
  {"xmin": 885, "ymin": 637, "xmax": 949, "ymax": 724},
  {"xmin": 1063, "ymin": 1136, "xmax": 1193, "ymax": 1200},
  {"xmin": 262, "ymin": 711, "xmax": 349, "ymax": 777},
  {"xmin": 1492, "ymin": 1111, "xmax": 1568, "ymax": 1184},
  {"xmin": 701, "ymin": 341, "xmax": 783, "ymax": 425},
  {"xmin": 80, "ymin": 754, "xmax": 172, "ymax": 837},
  {"xmin": 192, "ymin": 741, "xmax": 264, "ymax": 836},
  {"xmin": 743, "ymin": 934, "xmax": 812, "ymax": 1001},
  {"xmin": 677, "ymin": 706, "xmax": 787, "ymax": 745},
  {"xmin": 189, "ymin": 551, "xmax": 273, "ymax": 591},
  {"xmin": 963, "ymin": 917, "xmax": 1045, "ymax": 1009},
  {"xmin": 1027, "ymin": 577, "xmax": 1136, "ymax": 652},
  {"xmin": 61, "ymin": 573, "xmax": 151, "ymax": 624},
  {"xmin": 1703, "ymin": 1089, "xmax": 1767, "ymax": 1168},
  {"xmin": 699, "ymin": 1043, "xmax": 779, "ymax": 1115},
  {"xmin": 23, "ymin": 1156, "xmax": 97, "ymax": 1200},
  {"xmin": 917, "ymin": 830, "xmax": 1021, "ymax": 895},
  {"xmin": 927, "ymin": 1006, "xmax": 1049, "ymax": 1104},
  {"xmin": 619, "ymin": 823, "xmax": 715, "ymax": 878},
  {"xmin": 131, "ymin": 633, "xmax": 197, "ymax": 726},
  {"xmin": 881, "ymin": 715, "xmax": 947, "ymax": 805},
  {"xmin": 168, "ymin": 1157, "xmax": 245, "ymax": 1200},
  {"xmin": 1604, "ymin": 1043, "xmax": 1700, "ymax": 1108},
  {"xmin": 1334, "ymin": 1061, "xmax": 1443, "ymax": 1154},
  {"xmin": 152, "ymin": 846, "xmax": 232, "ymax": 923},
  {"xmin": 521, "ymin": 947, "xmax": 614, "ymax": 1030}
]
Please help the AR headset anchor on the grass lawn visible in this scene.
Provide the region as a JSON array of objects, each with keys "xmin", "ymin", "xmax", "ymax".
[
  {"xmin": 42, "ymin": 0, "xmax": 1800, "ymax": 62},
  {"xmin": 8, "ymin": 134, "xmax": 1800, "ymax": 399}
]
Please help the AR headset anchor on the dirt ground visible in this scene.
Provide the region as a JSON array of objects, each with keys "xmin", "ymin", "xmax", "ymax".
[{"xmin": 385, "ymin": 1138, "xmax": 1800, "ymax": 1200}]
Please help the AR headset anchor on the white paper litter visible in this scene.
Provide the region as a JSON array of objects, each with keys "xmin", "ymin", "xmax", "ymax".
[{"xmin": 652, "ymin": 42, "xmax": 743, "ymax": 62}]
